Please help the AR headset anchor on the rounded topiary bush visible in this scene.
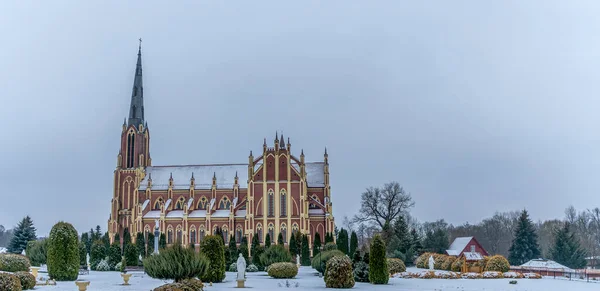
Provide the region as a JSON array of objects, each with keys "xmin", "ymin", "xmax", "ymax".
[
  {"xmin": 485, "ymin": 255, "xmax": 510, "ymax": 272},
  {"xmin": 323, "ymin": 242, "xmax": 338, "ymax": 251},
  {"xmin": 325, "ymin": 255, "xmax": 355, "ymax": 288},
  {"xmin": 199, "ymin": 235, "xmax": 226, "ymax": 283},
  {"xmin": 144, "ymin": 242, "xmax": 209, "ymax": 282},
  {"xmin": 229, "ymin": 262, "xmax": 237, "ymax": 272},
  {"xmin": 450, "ymin": 258, "xmax": 464, "ymax": 272},
  {"xmin": 267, "ymin": 262, "xmax": 298, "ymax": 279},
  {"xmin": 180, "ymin": 278, "xmax": 204, "ymax": 290},
  {"xmin": 441, "ymin": 256, "xmax": 456, "ymax": 271},
  {"xmin": 0, "ymin": 254, "xmax": 31, "ymax": 272},
  {"xmin": 259, "ymin": 245, "xmax": 292, "ymax": 268},
  {"xmin": 47, "ymin": 222, "xmax": 79, "ymax": 281},
  {"xmin": 14, "ymin": 271, "xmax": 35, "ymax": 290},
  {"xmin": 246, "ymin": 264, "xmax": 259, "ymax": 272},
  {"xmin": 433, "ymin": 254, "xmax": 447, "ymax": 270},
  {"xmin": 415, "ymin": 252, "xmax": 432, "ymax": 269},
  {"xmin": 153, "ymin": 283, "xmax": 193, "ymax": 291},
  {"xmin": 311, "ymin": 250, "xmax": 344, "ymax": 273},
  {"xmin": 0, "ymin": 272, "xmax": 22, "ymax": 291},
  {"xmin": 387, "ymin": 258, "xmax": 406, "ymax": 275},
  {"xmin": 474, "ymin": 256, "xmax": 490, "ymax": 270},
  {"xmin": 369, "ymin": 235, "xmax": 388, "ymax": 284}
]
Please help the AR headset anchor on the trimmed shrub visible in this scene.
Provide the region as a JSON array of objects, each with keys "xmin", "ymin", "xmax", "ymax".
[
  {"xmin": 228, "ymin": 263, "xmax": 237, "ymax": 272},
  {"xmin": 415, "ymin": 252, "xmax": 433, "ymax": 269},
  {"xmin": 114, "ymin": 262, "xmax": 123, "ymax": 272},
  {"xmin": 144, "ymin": 242, "xmax": 209, "ymax": 282},
  {"xmin": 485, "ymin": 255, "xmax": 510, "ymax": 272},
  {"xmin": 108, "ymin": 242, "xmax": 122, "ymax": 269},
  {"xmin": 369, "ymin": 235, "xmax": 388, "ymax": 284},
  {"xmin": 450, "ymin": 258, "xmax": 463, "ymax": 272},
  {"xmin": 124, "ymin": 243, "xmax": 138, "ymax": 266},
  {"xmin": 90, "ymin": 240, "xmax": 106, "ymax": 270},
  {"xmin": 153, "ymin": 283, "xmax": 194, "ymax": 291},
  {"xmin": 387, "ymin": 258, "xmax": 406, "ymax": 274},
  {"xmin": 96, "ymin": 259, "xmax": 111, "ymax": 271},
  {"xmin": 0, "ymin": 254, "xmax": 31, "ymax": 272},
  {"xmin": 473, "ymin": 256, "xmax": 489, "ymax": 270},
  {"xmin": 47, "ymin": 222, "xmax": 79, "ymax": 281},
  {"xmin": 259, "ymin": 245, "xmax": 292, "ymax": 268},
  {"xmin": 353, "ymin": 260, "xmax": 369, "ymax": 282},
  {"xmin": 441, "ymin": 256, "xmax": 456, "ymax": 271},
  {"xmin": 251, "ymin": 245, "xmax": 265, "ymax": 271},
  {"xmin": 246, "ymin": 264, "xmax": 259, "ymax": 272},
  {"xmin": 0, "ymin": 272, "xmax": 22, "ymax": 291},
  {"xmin": 325, "ymin": 255, "xmax": 354, "ymax": 288},
  {"xmin": 267, "ymin": 262, "xmax": 298, "ymax": 279},
  {"xmin": 180, "ymin": 278, "xmax": 204, "ymax": 290},
  {"xmin": 199, "ymin": 235, "xmax": 226, "ymax": 283},
  {"xmin": 323, "ymin": 242, "xmax": 337, "ymax": 251},
  {"xmin": 25, "ymin": 239, "xmax": 47, "ymax": 267},
  {"xmin": 14, "ymin": 271, "xmax": 35, "ymax": 290},
  {"xmin": 433, "ymin": 254, "xmax": 447, "ymax": 270},
  {"xmin": 311, "ymin": 250, "xmax": 344, "ymax": 273}
]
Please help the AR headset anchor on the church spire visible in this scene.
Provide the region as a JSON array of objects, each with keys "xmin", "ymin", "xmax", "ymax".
[{"xmin": 128, "ymin": 38, "xmax": 145, "ymax": 128}]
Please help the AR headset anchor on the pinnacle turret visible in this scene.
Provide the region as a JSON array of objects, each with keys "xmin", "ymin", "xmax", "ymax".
[{"xmin": 128, "ymin": 39, "xmax": 145, "ymax": 128}]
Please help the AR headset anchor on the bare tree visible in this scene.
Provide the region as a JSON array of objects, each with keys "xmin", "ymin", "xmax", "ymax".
[{"xmin": 353, "ymin": 182, "xmax": 415, "ymax": 229}]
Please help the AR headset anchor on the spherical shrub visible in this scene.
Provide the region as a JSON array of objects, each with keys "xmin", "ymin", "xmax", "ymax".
[
  {"xmin": 96, "ymin": 259, "xmax": 111, "ymax": 271},
  {"xmin": 353, "ymin": 260, "xmax": 369, "ymax": 282},
  {"xmin": 323, "ymin": 242, "xmax": 338, "ymax": 251},
  {"xmin": 0, "ymin": 254, "xmax": 31, "ymax": 272},
  {"xmin": 474, "ymin": 256, "xmax": 489, "ymax": 270},
  {"xmin": 0, "ymin": 273, "xmax": 22, "ymax": 291},
  {"xmin": 228, "ymin": 262, "xmax": 237, "ymax": 272},
  {"xmin": 485, "ymin": 255, "xmax": 510, "ymax": 272},
  {"xmin": 441, "ymin": 256, "xmax": 456, "ymax": 271},
  {"xmin": 433, "ymin": 254, "xmax": 447, "ymax": 270},
  {"xmin": 387, "ymin": 258, "xmax": 406, "ymax": 275},
  {"xmin": 311, "ymin": 250, "xmax": 344, "ymax": 273},
  {"xmin": 180, "ymin": 278, "xmax": 204, "ymax": 290},
  {"xmin": 259, "ymin": 245, "xmax": 292, "ymax": 268},
  {"xmin": 368, "ymin": 235, "xmax": 388, "ymax": 284},
  {"xmin": 199, "ymin": 235, "xmax": 226, "ymax": 283},
  {"xmin": 415, "ymin": 252, "xmax": 433, "ymax": 269},
  {"xmin": 14, "ymin": 271, "xmax": 35, "ymax": 290},
  {"xmin": 47, "ymin": 222, "xmax": 79, "ymax": 281},
  {"xmin": 267, "ymin": 262, "xmax": 298, "ymax": 279},
  {"xmin": 451, "ymin": 258, "xmax": 463, "ymax": 272},
  {"xmin": 144, "ymin": 242, "xmax": 209, "ymax": 282},
  {"xmin": 325, "ymin": 255, "xmax": 354, "ymax": 288},
  {"xmin": 246, "ymin": 264, "xmax": 259, "ymax": 272},
  {"xmin": 153, "ymin": 282, "xmax": 194, "ymax": 291}
]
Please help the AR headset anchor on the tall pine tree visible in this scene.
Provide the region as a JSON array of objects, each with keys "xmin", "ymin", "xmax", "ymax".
[
  {"xmin": 289, "ymin": 232, "xmax": 298, "ymax": 256},
  {"xmin": 509, "ymin": 210, "xmax": 541, "ymax": 265},
  {"xmin": 277, "ymin": 232, "xmax": 284, "ymax": 245},
  {"xmin": 8, "ymin": 216, "xmax": 37, "ymax": 254},
  {"xmin": 336, "ymin": 228, "xmax": 349, "ymax": 255},
  {"xmin": 81, "ymin": 232, "xmax": 91, "ymax": 254},
  {"xmin": 313, "ymin": 232, "xmax": 322, "ymax": 257},
  {"xmin": 159, "ymin": 233, "xmax": 166, "ymax": 249},
  {"xmin": 146, "ymin": 232, "xmax": 155, "ymax": 255},
  {"xmin": 301, "ymin": 234, "xmax": 311, "ymax": 265},
  {"xmin": 350, "ymin": 231, "xmax": 358, "ymax": 257},
  {"xmin": 422, "ymin": 228, "xmax": 449, "ymax": 254},
  {"xmin": 550, "ymin": 223, "xmax": 587, "ymax": 269},
  {"xmin": 265, "ymin": 233, "xmax": 271, "ymax": 248},
  {"xmin": 227, "ymin": 234, "xmax": 237, "ymax": 265},
  {"xmin": 136, "ymin": 232, "xmax": 146, "ymax": 258}
]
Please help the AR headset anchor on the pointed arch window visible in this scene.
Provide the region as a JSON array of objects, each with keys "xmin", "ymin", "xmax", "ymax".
[
  {"xmin": 222, "ymin": 225, "xmax": 229, "ymax": 243},
  {"xmin": 268, "ymin": 223, "xmax": 274, "ymax": 243},
  {"xmin": 167, "ymin": 227, "xmax": 173, "ymax": 244},
  {"xmin": 236, "ymin": 226, "xmax": 243, "ymax": 243},
  {"xmin": 268, "ymin": 189, "xmax": 274, "ymax": 217},
  {"xmin": 197, "ymin": 196, "xmax": 208, "ymax": 210},
  {"xmin": 127, "ymin": 132, "xmax": 135, "ymax": 168},
  {"xmin": 190, "ymin": 227, "xmax": 196, "ymax": 245},
  {"xmin": 281, "ymin": 223, "xmax": 287, "ymax": 243},
  {"xmin": 154, "ymin": 198, "xmax": 163, "ymax": 210},
  {"xmin": 292, "ymin": 223, "xmax": 299, "ymax": 235},
  {"xmin": 256, "ymin": 224, "xmax": 263, "ymax": 243},
  {"xmin": 219, "ymin": 196, "xmax": 231, "ymax": 210},
  {"xmin": 175, "ymin": 197, "xmax": 185, "ymax": 210},
  {"xmin": 199, "ymin": 226, "xmax": 205, "ymax": 242},
  {"xmin": 280, "ymin": 189, "xmax": 287, "ymax": 217},
  {"xmin": 176, "ymin": 226, "xmax": 183, "ymax": 243}
]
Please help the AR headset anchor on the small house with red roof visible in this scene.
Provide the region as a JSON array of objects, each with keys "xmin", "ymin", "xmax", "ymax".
[{"xmin": 446, "ymin": 236, "xmax": 489, "ymax": 257}]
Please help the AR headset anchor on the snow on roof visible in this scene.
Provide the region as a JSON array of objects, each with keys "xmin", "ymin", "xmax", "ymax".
[
  {"xmin": 308, "ymin": 209, "xmax": 325, "ymax": 215},
  {"xmin": 211, "ymin": 210, "xmax": 230, "ymax": 218},
  {"xmin": 143, "ymin": 210, "xmax": 161, "ymax": 219},
  {"xmin": 463, "ymin": 252, "xmax": 484, "ymax": 261},
  {"xmin": 166, "ymin": 210, "xmax": 184, "ymax": 218},
  {"xmin": 164, "ymin": 199, "xmax": 172, "ymax": 209},
  {"xmin": 520, "ymin": 259, "xmax": 574, "ymax": 271},
  {"xmin": 139, "ymin": 164, "xmax": 248, "ymax": 190},
  {"xmin": 235, "ymin": 209, "xmax": 247, "ymax": 218},
  {"xmin": 233, "ymin": 197, "xmax": 238, "ymax": 208},
  {"xmin": 446, "ymin": 237, "xmax": 473, "ymax": 256},
  {"xmin": 187, "ymin": 198, "xmax": 194, "ymax": 209},
  {"xmin": 305, "ymin": 162, "xmax": 325, "ymax": 187},
  {"xmin": 189, "ymin": 210, "xmax": 207, "ymax": 218},
  {"xmin": 209, "ymin": 198, "xmax": 216, "ymax": 211},
  {"xmin": 141, "ymin": 199, "xmax": 150, "ymax": 211}
]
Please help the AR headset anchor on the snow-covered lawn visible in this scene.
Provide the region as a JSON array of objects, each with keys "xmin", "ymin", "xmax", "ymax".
[{"xmin": 34, "ymin": 266, "xmax": 598, "ymax": 291}]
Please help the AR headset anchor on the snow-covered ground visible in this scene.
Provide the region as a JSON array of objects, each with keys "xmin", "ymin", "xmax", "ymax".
[{"xmin": 33, "ymin": 266, "xmax": 599, "ymax": 291}]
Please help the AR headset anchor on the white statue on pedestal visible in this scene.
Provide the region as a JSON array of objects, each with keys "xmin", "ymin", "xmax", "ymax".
[
  {"xmin": 428, "ymin": 255, "xmax": 435, "ymax": 270},
  {"xmin": 236, "ymin": 253, "xmax": 246, "ymax": 281},
  {"xmin": 86, "ymin": 253, "xmax": 91, "ymax": 270},
  {"xmin": 296, "ymin": 254, "xmax": 300, "ymax": 267}
]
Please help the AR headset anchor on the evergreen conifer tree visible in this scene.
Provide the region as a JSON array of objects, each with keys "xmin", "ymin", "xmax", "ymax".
[
  {"xmin": 301, "ymin": 234, "xmax": 311, "ymax": 266},
  {"xmin": 89, "ymin": 228, "xmax": 96, "ymax": 243},
  {"xmin": 289, "ymin": 232, "xmax": 298, "ymax": 256},
  {"xmin": 508, "ymin": 210, "xmax": 541, "ymax": 265},
  {"xmin": 136, "ymin": 232, "xmax": 145, "ymax": 258},
  {"xmin": 146, "ymin": 232, "xmax": 155, "ymax": 256},
  {"xmin": 7, "ymin": 216, "xmax": 37, "ymax": 254},
  {"xmin": 239, "ymin": 237, "xmax": 249, "ymax": 262},
  {"xmin": 114, "ymin": 233, "xmax": 121, "ymax": 245},
  {"xmin": 409, "ymin": 229, "xmax": 423, "ymax": 257},
  {"xmin": 123, "ymin": 228, "xmax": 132, "ymax": 247},
  {"xmin": 550, "ymin": 223, "xmax": 587, "ymax": 269},
  {"xmin": 159, "ymin": 233, "xmax": 166, "ymax": 249},
  {"xmin": 277, "ymin": 232, "xmax": 284, "ymax": 245},
  {"xmin": 251, "ymin": 234, "xmax": 260, "ymax": 257},
  {"xmin": 215, "ymin": 227, "xmax": 224, "ymax": 245},
  {"xmin": 325, "ymin": 232, "xmax": 334, "ymax": 244},
  {"xmin": 369, "ymin": 234, "xmax": 388, "ymax": 284},
  {"xmin": 95, "ymin": 226, "xmax": 102, "ymax": 241},
  {"xmin": 313, "ymin": 232, "xmax": 322, "ymax": 257},
  {"xmin": 265, "ymin": 233, "xmax": 271, "ymax": 248},
  {"xmin": 102, "ymin": 232, "xmax": 110, "ymax": 250},
  {"xmin": 337, "ymin": 228, "xmax": 349, "ymax": 255},
  {"xmin": 108, "ymin": 241, "xmax": 122, "ymax": 269},
  {"xmin": 350, "ymin": 231, "xmax": 358, "ymax": 257},
  {"xmin": 227, "ymin": 235, "xmax": 237, "ymax": 265},
  {"xmin": 422, "ymin": 228, "xmax": 449, "ymax": 254},
  {"xmin": 81, "ymin": 232, "xmax": 91, "ymax": 254}
]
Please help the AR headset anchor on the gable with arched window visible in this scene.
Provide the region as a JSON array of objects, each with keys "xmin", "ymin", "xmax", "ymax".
[
  {"xmin": 175, "ymin": 197, "xmax": 185, "ymax": 210},
  {"xmin": 280, "ymin": 189, "xmax": 287, "ymax": 217},
  {"xmin": 154, "ymin": 197, "xmax": 164, "ymax": 210},
  {"xmin": 268, "ymin": 189, "xmax": 274, "ymax": 217},
  {"xmin": 197, "ymin": 196, "xmax": 208, "ymax": 210},
  {"xmin": 309, "ymin": 195, "xmax": 321, "ymax": 209},
  {"xmin": 219, "ymin": 196, "xmax": 231, "ymax": 210}
]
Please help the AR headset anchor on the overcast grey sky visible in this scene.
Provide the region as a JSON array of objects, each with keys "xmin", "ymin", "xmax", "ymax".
[{"xmin": 1, "ymin": 1, "xmax": 599, "ymax": 236}]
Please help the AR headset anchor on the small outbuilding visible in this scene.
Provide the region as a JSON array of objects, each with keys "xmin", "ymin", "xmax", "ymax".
[{"xmin": 446, "ymin": 237, "xmax": 489, "ymax": 257}]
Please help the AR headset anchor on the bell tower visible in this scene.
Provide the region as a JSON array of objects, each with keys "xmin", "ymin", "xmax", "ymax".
[{"xmin": 109, "ymin": 40, "xmax": 151, "ymax": 242}]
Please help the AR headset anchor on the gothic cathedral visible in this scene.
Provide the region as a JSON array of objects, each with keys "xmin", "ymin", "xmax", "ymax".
[{"xmin": 108, "ymin": 44, "xmax": 335, "ymax": 252}]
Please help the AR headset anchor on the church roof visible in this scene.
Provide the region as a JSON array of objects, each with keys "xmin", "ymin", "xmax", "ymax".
[{"xmin": 139, "ymin": 162, "xmax": 326, "ymax": 190}]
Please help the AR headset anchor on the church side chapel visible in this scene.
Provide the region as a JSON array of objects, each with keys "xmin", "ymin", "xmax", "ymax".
[{"xmin": 108, "ymin": 44, "xmax": 335, "ymax": 253}]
